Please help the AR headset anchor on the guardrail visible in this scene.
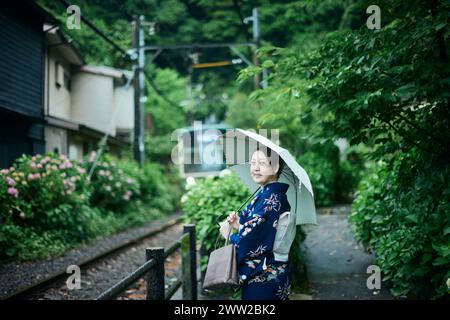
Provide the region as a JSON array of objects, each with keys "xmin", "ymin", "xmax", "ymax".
[{"xmin": 96, "ymin": 224, "xmax": 197, "ymax": 300}]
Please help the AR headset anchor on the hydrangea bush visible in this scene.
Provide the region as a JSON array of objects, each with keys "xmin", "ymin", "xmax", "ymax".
[{"xmin": 0, "ymin": 152, "xmax": 179, "ymax": 260}]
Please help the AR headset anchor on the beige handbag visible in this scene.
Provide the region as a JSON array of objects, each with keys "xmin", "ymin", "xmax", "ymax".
[
  {"xmin": 203, "ymin": 187, "xmax": 261, "ymax": 291},
  {"xmin": 202, "ymin": 226, "xmax": 238, "ymax": 291}
]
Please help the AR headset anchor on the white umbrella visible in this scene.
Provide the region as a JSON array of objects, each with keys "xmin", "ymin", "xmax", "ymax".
[{"xmin": 220, "ymin": 128, "xmax": 317, "ymax": 226}]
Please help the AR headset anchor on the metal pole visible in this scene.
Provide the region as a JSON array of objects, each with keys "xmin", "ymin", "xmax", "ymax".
[
  {"xmin": 146, "ymin": 247, "xmax": 165, "ymax": 300},
  {"xmin": 245, "ymin": 8, "xmax": 263, "ymax": 89},
  {"xmin": 138, "ymin": 15, "xmax": 146, "ymax": 164},
  {"xmin": 132, "ymin": 16, "xmax": 145, "ymax": 165},
  {"xmin": 182, "ymin": 225, "xmax": 197, "ymax": 300},
  {"xmin": 132, "ymin": 18, "xmax": 140, "ymax": 164}
]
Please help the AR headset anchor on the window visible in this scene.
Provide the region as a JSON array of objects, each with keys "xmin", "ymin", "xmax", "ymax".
[
  {"xmin": 63, "ymin": 72, "xmax": 71, "ymax": 91},
  {"xmin": 55, "ymin": 62, "xmax": 63, "ymax": 88}
]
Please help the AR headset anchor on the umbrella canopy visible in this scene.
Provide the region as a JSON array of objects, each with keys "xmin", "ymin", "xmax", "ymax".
[{"xmin": 220, "ymin": 128, "xmax": 317, "ymax": 226}]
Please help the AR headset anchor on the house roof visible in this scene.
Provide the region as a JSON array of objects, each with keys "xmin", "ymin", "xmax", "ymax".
[
  {"xmin": 79, "ymin": 65, "xmax": 127, "ymax": 79},
  {"xmin": 44, "ymin": 24, "xmax": 85, "ymax": 66},
  {"xmin": 45, "ymin": 116, "xmax": 131, "ymax": 148}
]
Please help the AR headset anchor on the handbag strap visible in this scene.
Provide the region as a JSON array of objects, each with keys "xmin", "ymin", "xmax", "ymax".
[
  {"xmin": 214, "ymin": 186, "xmax": 261, "ymax": 250},
  {"xmin": 214, "ymin": 223, "xmax": 233, "ymax": 249}
]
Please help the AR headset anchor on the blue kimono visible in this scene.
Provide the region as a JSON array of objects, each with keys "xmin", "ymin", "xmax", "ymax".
[{"xmin": 230, "ymin": 182, "xmax": 291, "ymax": 300}]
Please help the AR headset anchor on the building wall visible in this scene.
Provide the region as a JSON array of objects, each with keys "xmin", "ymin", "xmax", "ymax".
[
  {"xmin": 71, "ymin": 72, "xmax": 116, "ymax": 136},
  {"xmin": 67, "ymin": 132, "xmax": 85, "ymax": 161},
  {"xmin": 114, "ymin": 85, "xmax": 134, "ymax": 131},
  {"xmin": 0, "ymin": 3, "xmax": 46, "ymax": 168},
  {"xmin": 44, "ymin": 126, "xmax": 68, "ymax": 155},
  {"xmin": 45, "ymin": 48, "xmax": 72, "ymax": 119},
  {"xmin": 0, "ymin": 4, "xmax": 44, "ymax": 119}
]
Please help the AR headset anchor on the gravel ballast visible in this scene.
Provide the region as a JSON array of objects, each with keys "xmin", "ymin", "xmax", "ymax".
[{"xmin": 0, "ymin": 212, "xmax": 183, "ymax": 299}]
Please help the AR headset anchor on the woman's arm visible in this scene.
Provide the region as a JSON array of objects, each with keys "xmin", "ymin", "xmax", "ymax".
[{"xmin": 231, "ymin": 193, "xmax": 286, "ymax": 265}]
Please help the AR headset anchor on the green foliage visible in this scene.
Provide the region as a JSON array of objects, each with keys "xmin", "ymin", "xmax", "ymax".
[
  {"xmin": 298, "ymin": 143, "xmax": 340, "ymax": 207},
  {"xmin": 146, "ymin": 68, "xmax": 188, "ymax": 136},
  {"xmin": 0, "ymin": 153, "xmax": 90, "ymax": 233},
  {"xmin": 336, "ymin": 145, "xmax": 367, "ymax": 202},
  {"xmin": 181, "ymin": 172, "xmax": 250, "ymax": 265},
  {"xmin": 349, "ymin": 149, "xmax": 450, "ymax": 299},
  {"xmin": 254, "ymin": 1, "xmax": 450, "ymax": 159},
  {"xmin": 0, "ymin": 152, "xmax": 177, "ymax": 260},
  {"xmin": 234, "ymin": 0, "xmax": 449, "ymax": 299},
  {"xmin": 82, "ymin": 153, "xmax": 140, "ymax": 211}
]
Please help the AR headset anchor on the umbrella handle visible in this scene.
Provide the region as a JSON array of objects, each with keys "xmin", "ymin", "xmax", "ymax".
[{"xmin": 215, "ymin": 186, "xmax": 261, "ymax": 225}]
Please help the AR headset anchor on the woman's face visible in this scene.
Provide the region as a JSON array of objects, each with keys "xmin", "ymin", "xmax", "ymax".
[{"xmin": 250, "ymin": 150, "xmax": 278, "ymax": 186}]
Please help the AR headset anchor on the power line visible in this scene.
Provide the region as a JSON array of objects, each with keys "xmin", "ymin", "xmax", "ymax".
[
  {"xmin": 232, "ymin": 0, "xmax": 252, "ymax": 56},
  {"xmin": 57, "ymin": 0, "xmax": 128, "ymax": 56}
]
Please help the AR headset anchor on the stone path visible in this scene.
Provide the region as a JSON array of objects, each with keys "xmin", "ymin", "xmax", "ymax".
[
  {"xmin": 173, "ymin": 205, "xmax": 397, "ymax": 300},
  {"xmin": 302, "ymin": 205, "xmax": 394, "ymax": 300}
]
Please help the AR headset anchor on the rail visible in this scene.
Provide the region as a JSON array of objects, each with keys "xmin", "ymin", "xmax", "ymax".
[{"xmin": 96, "ymin": 224, "xmax": 197, "ymax": 300}]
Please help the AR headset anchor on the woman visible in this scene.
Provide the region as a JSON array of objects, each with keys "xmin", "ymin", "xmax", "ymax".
[{"xmin": 226, "ymin": 148, "xmax": 292, "ymax": 300}]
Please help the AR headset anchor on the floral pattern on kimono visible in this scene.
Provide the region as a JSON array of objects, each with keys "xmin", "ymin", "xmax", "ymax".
[
  {"xmin": 230, "ymin": 182, "xmax": 291, "ymax": 289},
  {"xmin": 247, "ymin": 263, "xmax": 288, "ymax": 284}
]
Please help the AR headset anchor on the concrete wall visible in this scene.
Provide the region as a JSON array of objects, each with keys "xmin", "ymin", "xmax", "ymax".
[
  {"xmin": 45, "ymin": 48, "xmax": 72, "ymax": 119},
  {"xmin": 71, "ymin": 72, "xmax": 116, "ymax": 136},
  {"xmin": 44, "ymin": 126, "xmax": 68, "ymax": 155},
  {"xmin": 114, "ymin": 85, "xmax": 134, "ymax": 131}
]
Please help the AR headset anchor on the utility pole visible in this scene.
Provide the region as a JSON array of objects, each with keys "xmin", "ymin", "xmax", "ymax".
[
  {"xmin": 245, "ymin": 8, "xmax": 260, "ymax": 89},
  {"xmin": 244, "ymin": 8, "xmax": 267, "ymax": 89},
  {"xmin": 132, "ymin": 16, "xmax": 146, "ymax": 165}
]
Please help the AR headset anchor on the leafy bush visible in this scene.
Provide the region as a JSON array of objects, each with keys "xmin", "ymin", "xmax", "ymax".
[
  {"xmin": 0, "ymin": 153, "xmax": 90, "ymax": 233},
  {"xmin": 0, "ymin": 152, "xmax": 179, "ymax": 260},
  {"xmin": 81, "ymin": 152, "xmax": 140, "ymax": 211},
  {"xmin": 349, "ymin": 149, "xmax": 450, "ymax": 299},
  {"xmin": 181, "ymin": 172, "xmax": 250, "ymax": 268},
  {"xmin": 336, "ymin": 146, "xmax": 366, "ymax": 203},
  {"xmin": 298, "ymin": 142, "xmax": 340, "ymax": 207}
]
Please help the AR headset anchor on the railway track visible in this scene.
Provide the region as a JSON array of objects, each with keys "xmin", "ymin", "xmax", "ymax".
[{"xmin": 1, "ymin": 215, "xmax": 183, "ymax": 300}]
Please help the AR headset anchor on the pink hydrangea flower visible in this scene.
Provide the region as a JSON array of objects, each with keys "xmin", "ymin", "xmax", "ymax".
[
  {"xmin": 28, "ymin": 173, "xmax": 41, "ymax": 181},
  {"xmin": 6, "ymin": 177, "xmax": 16, "ymax": 186},
  {"xmin": 7, "ymin": 187, "xmax": 19, "ymax": 198}
]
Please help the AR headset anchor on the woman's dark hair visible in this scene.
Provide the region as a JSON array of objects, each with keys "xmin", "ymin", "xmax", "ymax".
[{"xmin": 255, "ymin": 147, "xmax": 285, "ymax": 179}]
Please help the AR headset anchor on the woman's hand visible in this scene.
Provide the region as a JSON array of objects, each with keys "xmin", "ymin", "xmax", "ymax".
[{"xmin": 227, "ymin": 212, "xmax": 240, "ymax": 230}]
